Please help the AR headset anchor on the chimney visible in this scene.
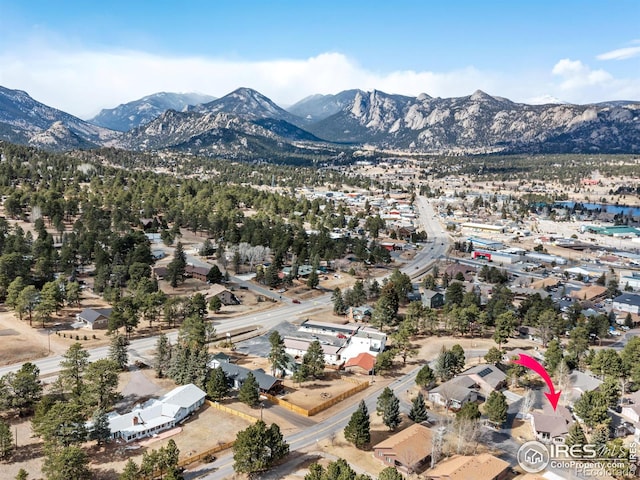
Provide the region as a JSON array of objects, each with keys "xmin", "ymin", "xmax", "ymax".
[{"xmin": 133, "ymin": 415, "xmax": 139, "ymax": 425}]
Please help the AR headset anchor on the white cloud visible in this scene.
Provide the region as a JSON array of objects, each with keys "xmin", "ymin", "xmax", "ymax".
[
  {"xmin": 597, "ymin": 44, "xmax": 640, "ymax": 61},
  {"xmin": 0, "ymin": 45, "xmax": 638, "ymax": 118},
  {"xmin": 551, "ymin": 58, "xmax": 613, "ymax": 89},
  {"xmin": 0, "ymin": 46, "xmax": 506, "ymax": 118}
]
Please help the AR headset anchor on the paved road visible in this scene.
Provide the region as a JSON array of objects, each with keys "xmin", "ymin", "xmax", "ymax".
[{"xmin": 187, "ymin": 366, "xmax": 423, "ymax": 480}]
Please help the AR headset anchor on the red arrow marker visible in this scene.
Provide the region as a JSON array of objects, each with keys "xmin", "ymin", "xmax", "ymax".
[{"xmin": 512, "ymin": 353, "xmax": 561, "ymax": 411}]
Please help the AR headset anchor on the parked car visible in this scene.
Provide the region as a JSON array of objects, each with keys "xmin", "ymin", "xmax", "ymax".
[{"xmin": 292, "ymin": 299, "xmax": 301, "ymax": 304}]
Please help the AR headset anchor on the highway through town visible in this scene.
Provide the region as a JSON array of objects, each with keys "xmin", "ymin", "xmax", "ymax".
[{"xmin": 0, "ymin": 196, "xmax": 449, "ymax": 378}]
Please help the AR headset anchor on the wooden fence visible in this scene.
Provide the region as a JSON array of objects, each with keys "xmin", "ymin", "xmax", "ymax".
[
  {"xmin": 206, "ymin": 399, "xmax": 259, "ymax": 422},
  {"xmin": 263, "ymin": 380, "xmax": 370, "ymax": 416},
  {"xmin": 145, "ymin": 440, "xmax": 236, "ymax": 479},
  {"xmin": 307, "ymin": 380, "xmax": 369, "ymax": 416},
  {"xmin": 262, "ymin": 392, "xmax": 310, "ymax": 416}
]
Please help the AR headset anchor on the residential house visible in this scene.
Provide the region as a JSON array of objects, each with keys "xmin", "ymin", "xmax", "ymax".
[
  {"xmin": 105, "ymin": 384, "xmax": 206, "ymax": 443},
  {"xmin": 518, "ymin": 326, "xmax": 544, "ymax": 344},
  {"xmin": 210, "ymin": 361, "xmax": 282, "ymax": 394},
  {"xmin": 426, "ymin": 453, "xmax": 510, "ymax": 480},
  {"xmin": 407, "ymin": 284, "xmax": 422, "ymax": 303},
  {"xmin": 422, "ymin": 290, "xmax": 445, "ymax": 309},
  {"xmin": 209, "ymin": 352, "xmax": 233, "ymax": 369},
  {"xmin": 428, "ymin": 376, "xmax": 478, "ymax": 410},
  {"xmin": 151, "ymin": 249, "xmax": 166, "ymax": 260},
  {"xmin": 153, "ymin": 266, "xmax": 168, "ymax": 279},
  {"xmin": 459, "ymin": 364, "xmax": 506, "ymax": 397},
  {"xmin": 344, "ymin": 352, "xmax": 376, "ymax": 375},
  {"xmin": 373, "ymin": 424, "xmax": 433, "ymax": 473},
  {"xmin": 185, "ymin": 265, "xmax": 209, "ymax": 282},
  {"xmin": 347, "ymin": 306, "xmax": 373, "ymax": 321},
  {"xmin": 202, "ymin": 284, "xmax": 240, "ymax": 305},
  {"xmin": 613, "ymin": 293, "xmax": 640, "ymax": 315},
  {"xmin": 76, "ymin": 308, "xmax": 112, "ymax": 330},
  {"xmin": 567, "ymin": 371, "xmax": 603, "ymax": 403},
  {"xmin": 530, "ymin": 404, "xmax": 573, "ymax": 444},
  {"xmin": 503, "ymin": 348, "xmax": 543, "ymax": 364},
  {"xmin": 444, "ymin": 264, "xmax": 477, "ymax": 282}
]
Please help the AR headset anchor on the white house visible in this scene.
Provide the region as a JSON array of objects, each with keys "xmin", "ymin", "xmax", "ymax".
[{"xmin": 105, "ymin": 384, "xmax": 206, "ymax": 443}]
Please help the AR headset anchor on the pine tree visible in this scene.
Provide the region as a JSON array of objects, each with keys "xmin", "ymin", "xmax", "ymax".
[
  {"xmin": 565, "ymin": 422, "xmax": 588, "ymax": 456},
  {"xmin": 58, "ymin": 342, "xmax": 89, "ymax": 398},
  {"xmin": 154, "ymin": 333, "xmax": 172, "ymax": 378},
  {"xmin": 84, "ymin": 359, "xmax": 120, "ymax": 411},
  {"xmin": 238, "ymin": 372, "xmax": 260, "ymax": 407},
  {"xmin": 208, "ymin": 296, "xmax": 222, "ymax": 313},
  {"xmin": 544, "ymin": 339, "xmax": 563, "ymax": 374},
  {"xmin": 109, "ymin": 334, "xmax": 129, "ymax": 371},
  {"xmin": 591, "ymin": 424, "xmax": 611, "ymax": 453},
  {"xmin": 484, "ymin": 347, "xmax": 503, "ymax": 365},
  {"xmin": 408, "ymin": 392, "xmax": 429, "ymax": 424},
  {"xmin": 302, "ymin": 340, "xmax": 325, "ymax": 378},
  {"xmin": 377, "ymin": 387, "xmax": 394, "ymax": 415},
  {"xmin": 41, "ymin": 445, "xmax": 91, "ymax": 480},
  {"xmin": 0, "ymin": 419, "xmax": 14, "ymax": 461},
  {"xmin": 415, "ymin": 364, "xmax": 435, "ymax": 388},
  {"xmin": 9, "ymin": 362, "xmax": 43, "ymax": 415},
  {"xmin": 332, "ymin": 287, "xmax": 346, "ymax": 315},
  {"xmin": 456, "ymin": 402, "xmax": 480, "ymax": 422},
  {"xmin": 383, "ymin": 392, "xmax": 401, "ymax": 430},
  {"xmin": 268, "ymin": 331, "xmax": 287, "ymax": 377},
  {"xmin": 379, "ymin": 467, "xmax": 404, "ymax": 480},
  {"xmin": 167, "ymin": 242, "xmax": 187, "ymax": 287},
  {"xmin": 485, "ymin": 391, "xmax": 508, "ymax": 426},
  {"xmin": 207, "ymin": 366, "xmax": 229, "ymax": 401},
  {"xmin": 233, "ymin": 421, "xmax": 289, "ymax": 475},
  {"xmin": 89, "ymin": 409, "xmax": 111, "ymax": 446},
  {"xmin": 307, "ymin": 269, "xmax": 319, "ymax": 289},
  {"xmin": 344, "ymin": 400, "xmax": 370, "ymax": 449},
  {"xmin": 118, "ymin": 459, "xmax": 139, "ymax": 480}
]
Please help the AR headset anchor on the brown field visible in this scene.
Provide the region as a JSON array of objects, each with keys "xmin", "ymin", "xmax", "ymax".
[{"xmin": 279, "ymin": 373, "xmax": 367, "ymax": 411}]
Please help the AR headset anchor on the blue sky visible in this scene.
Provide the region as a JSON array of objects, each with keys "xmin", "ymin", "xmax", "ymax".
[{"xmin": 1, "ymin": 0, "xmax": 639, "ymax": 117}]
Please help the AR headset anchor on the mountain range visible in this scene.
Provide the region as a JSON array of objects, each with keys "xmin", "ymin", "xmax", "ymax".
[
  {"xmin": 1, "ymin": 84, "xmax": 639, "ymax": 157},
  {"xmin": 89, "ymin": 92, "xmax": 216, "ymax": 131}
]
